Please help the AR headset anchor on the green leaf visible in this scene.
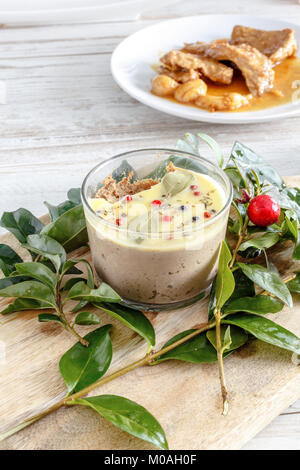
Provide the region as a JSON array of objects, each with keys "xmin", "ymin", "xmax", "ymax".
[
  {"xmin": 42, "ymin": 205, "xmax": 88, "ymax": 252},
  {"xmin": 0, "ymin": 275, "xmax": 31, "ymax": 290},
  {"xmin": 44, "ymin": 200, "xmax": 77, "ymax": 222},
  {"xmin": 223, "ymin": 295, "xmax": 284, "ymax": 315},
  {"xmin": 66, "ymin": 281, "xmax": 121, "ymax": 303},
  {"xmin": 71, "ymin": 299, "xmax": 89, "ymax": 312},
  {"xmin": 44, "ymin": 188, "xmax": 82, "ymax": 222},
  {"xmin": 197, "ymin": 133, "xmax": 224, "ymax": 168},
  {"xmin": 94, "ymin": 302, "xmax": 155, "ymax": 346},
  {"xmin": 208, "ymin": 278, "xmax": 217, "ymax": 321},
  {"xmin": 67, "ymin": 188, "xmax": 81, "ymax": 205},
  {"xmin": 0, "ymin": 208, "xmax": 43, "ymax": 244},
  {"xmin": 15, "ymin": 262, "xmax": 57, "ymax": 289},
  {"xmin": 283, "ymin": 212, "xmax": 298, "ymax": 241},
  {"xmin": 61, "ymin": 278, "xmax": 85, "ymax": 292},
  {"xmin": 62, "ymin": 259, "xmax": 94, "ymax": 288},
  {"xmin": 1, "ymin": 298, "xmax": 50, "ymax": 314},
  {"xmin": 59, "ymin": 325, "xmax": 113, "ymax": 394},
  {"xmin": 223, "ymin": 314, "xmax": 300, "ymax": 354},
  {"xmin": 23, "ymin": 234, "xmax": 66, "ymax": 271},
  {"xmin": 38, "ymin": 313, "xmax": 63, "ymax": 324},
  {"xmin": 207, "ymin": 325, "xmax": 248, "ymax": 351},
  {"xmin": 0, "ymin": 244, "xmax": 22, "ymax": 276},
  {"xmin": 227, "ymin": 141, "xmax": 284, "ymax": 189},
  {"xmin": 223, "ymin": 326, "xmax": 232, "ymax": 351},
  {"xmin": 146, "ymin": 152, "xmax": 207, "ymax": 180},
  {"xmin": 287, "ymin": 273, "xmax": 300, "ymax": 293},
  {"xmin": 69, "ymin": 395, "xmax": 168, "ymax": 450},
  {"xmin": 153, "ymin": 330, "xmax": 219, "ymax": 364},
  {"xmin": 215, "ymin": 241, "xmax": 235, "ymax": 309},
  {"xmin": 162, "ymin": 170, "xmax": 195, "ymax": 196},
  {"xmin": 237, "ymin": 263, "xmax": 293, "ymax": 308},
  {"xmin": 0, "ymin": 280, "xmax": 56, "ymax": 307},
  {"xmin": 112, "ymin": 160, "xmax": 137, "ymax": 183},
  {"xmin": 74, "ymin": 311, "xmax": 100, "ymax": 325},
  {"xmin": 293, "ymin": 233, "xmax": 300, "ymax": 260},
  {"xmin": 239, "ymin": 233, "xmax": 280, "ymax": 252}
]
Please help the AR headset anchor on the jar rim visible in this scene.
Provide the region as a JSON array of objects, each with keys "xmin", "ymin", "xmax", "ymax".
[{"xmin": 81, "ymin": 148, "xmax": 233, "ymax": 236}]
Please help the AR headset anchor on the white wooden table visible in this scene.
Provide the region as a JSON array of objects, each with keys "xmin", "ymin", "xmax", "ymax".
[{"xmin": 0, "ymin": 0, "xmax": 299, "ymax": 450}]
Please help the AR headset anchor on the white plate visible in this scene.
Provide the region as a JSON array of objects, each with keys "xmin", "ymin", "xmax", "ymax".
[{"xmin": 111, "ymin": 15, "xmax": 300, "ymax": 124}]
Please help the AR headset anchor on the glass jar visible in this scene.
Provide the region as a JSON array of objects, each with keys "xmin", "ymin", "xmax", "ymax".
[{"xmin": 82, "ymin": 149, "xmax": 232, "ymax": 310}]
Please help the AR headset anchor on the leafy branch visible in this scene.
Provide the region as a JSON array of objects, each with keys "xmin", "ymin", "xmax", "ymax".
[{"xmin": 1, "ymin": 136, "xmax": 300, "ymax": 449}]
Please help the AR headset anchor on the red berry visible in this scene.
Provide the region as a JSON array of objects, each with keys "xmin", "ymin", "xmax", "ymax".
[
  {"xmin": 247, "ymin": 195, "xmax": 280, "ymax": 227},
  {"xmin": 162, "ymin": 215, "xmax": 172, "ymax": 222},
  {"xmin": 190, "ymin": 184, "xmax": 198, "ymax": 191},
  {"xmin": 115, "ymin": 218, "xmax": 123, "ymax": 226},
  {"xmin": 125, "ymin": 195, "xmax": 132, "ymax": 202},
  {"xmin": 151, "ymin": 199, "xmax": 162, "ymax": 206},
  {"xmin": 193, "ymin": 191, "xmax": 201, "ymax": 197},
  {"xmin": 204, "ymin": 211, "xmax": 211, "ymax": 219}
]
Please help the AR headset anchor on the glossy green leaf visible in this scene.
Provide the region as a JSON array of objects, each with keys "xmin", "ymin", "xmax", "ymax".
[
  {"xmin": 69, "ymin": 395, "xmax": 168, "ymax": 450},
  {"xmin": 67, "ymin": 188, "xmax": 82, "ymax": 205},
  {"xmin": 74, "ymin": 311, "xmax": 100, "ymax": 325},
  {"xmin": 38, "ymin": 313, "xmax": 63, "ymax": 324},
  {"xmin": 283, "ymin": 212, "xmax": 298, "ymax": 241},
  {"xmin": 42, "ymin": 205, "xmax": 88, "ymax": 252},
  {"xmin": 0, "ymin": 275, "xmax": 31, "ymax": 290},
  {"xmin": 71, "ymin": 299, "xmax": 89, "ymax": 312},
  {"xmin": 222, "ymin": 326, "xmax": 232, "ymax": 351},
  {"xmin": 62, "ymin": 259, "xmax": 94, "ymax": 288},
  {"xmin": 66, "ymin": 281, "xmax": 121, "ymax": 303},
  {"xmin": 223, "ymin": 313, "xmax": 300, "ymax": 354},
  {"xmin": 0, "ymin": 208, "xmax": 43, "ymax": 244},
  {"xmin": 215, "ymin": 241, "xmax": 235, "ymax": 309},
  {"xmin": 197, "ymin": 133, "xmax": 224, "ymax": 168},
  {"xmin": 162, "ymin": 170, "xmax": 194, "ymax": 196},
  {"xmin": 1, "ymin": 298, "xmax": 50, "ymax": 314},
  {"xmin": 227, "ymin": 141, "xmax": 284, "ymax": 189},
  {"xmin": 15, "ymin": 262, "xmax": 57, "ymax": 289},
  {"xmin": 153, "ymin": 330, "xmax": 219, "ymax": 364},
  {"xmin": 23, "ymin": 234, "xmax": 66, "ymax": 271},
  {"xmin": 223, "ymin": 295, "xmax": 284, "ymax": 315},
  {"xmin": 0, "ymin": 244, "xmax": 22, "ymax": 277},
  {"xmin": 239, "ymin": 233, "xmax": 280, "ymax": 252},
  {"xmin": 61, "ymin": 278, "xmax": 85, "ymax": 292},
  {"xmin": 112, "ymin": 160, "xmax": 137, "ymax": 182},
  {"xmin": 0, "ymin": 280, "xmax": 56, "ymax": 307},
  {"xmin": 94, "ymin": 302, "xmax": 155, "ymax": 346},
  {"xmin": 287, "ymin": 273, "xmax": 300, "ymax": 293},
  {"xmin": 207, "ymin": 325, "xmax": 248, "ymax": 352},
  {"xmin": 44, "ymin": 200, "xmax": 77, "ymax": 222},
  {"xmin": 238, "ymin": 263, "xmax": 293, "ymax": 308},
  {"xmin": 59, "ymin": 325, "xmax": 113, "ymax": 394},
  {"xmin": 293, "ymin": 234, "xmax": 300, "ymax": 260}
]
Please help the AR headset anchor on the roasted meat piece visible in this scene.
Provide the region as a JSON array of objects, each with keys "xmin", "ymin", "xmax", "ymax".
[
  {"xmin": 158, "ymin": 66, "xmax": 200, "ymax": 83},
  {"xmin": 231, "ymin": 25, "xmax": 297, "ymax": 64},
  {"xmin": 160, "ymin": 50, "xmax": 233, "ymax": 85},
  {"xmin": 184, "ymin": 41, "xmax": 274, "ymax": 96}
]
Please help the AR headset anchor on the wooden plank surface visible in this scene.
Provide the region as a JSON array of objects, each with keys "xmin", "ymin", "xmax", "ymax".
[
  {"xmin": 0, "ymin": 176, "xmax": 300, "ymax": 450},
  {"xmin": 0, "ymin": 0, "xmax": 300, "ymax": 449}
]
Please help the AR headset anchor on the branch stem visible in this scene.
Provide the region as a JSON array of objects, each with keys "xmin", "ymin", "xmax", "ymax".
[
  {"xmin": 229, "ymin": 216, "xmax": 249, "ymax": 269},
  {"xmin": 214, "ymin": 308, "xmax": 228, "ymax": 415},
  {"xmin": 0, "ymin": 321, "xmax": 215, "ymax": 442}
]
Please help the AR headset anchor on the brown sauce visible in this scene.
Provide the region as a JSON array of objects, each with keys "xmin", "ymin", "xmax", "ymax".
[{"xmin": 153, "ymin": 56, "xmax": 300, "ymax": 112}]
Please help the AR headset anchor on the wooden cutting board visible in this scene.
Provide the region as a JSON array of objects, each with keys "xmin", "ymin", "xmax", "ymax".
[{"xmin": 0, "ymin": 176, "xmax": 300, "ymax": 450}]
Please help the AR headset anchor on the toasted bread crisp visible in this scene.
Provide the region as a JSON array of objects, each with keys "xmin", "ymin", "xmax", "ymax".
[{"xmin": 95, "ymin": 163, "xmax": 176, "ymax": 203}]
